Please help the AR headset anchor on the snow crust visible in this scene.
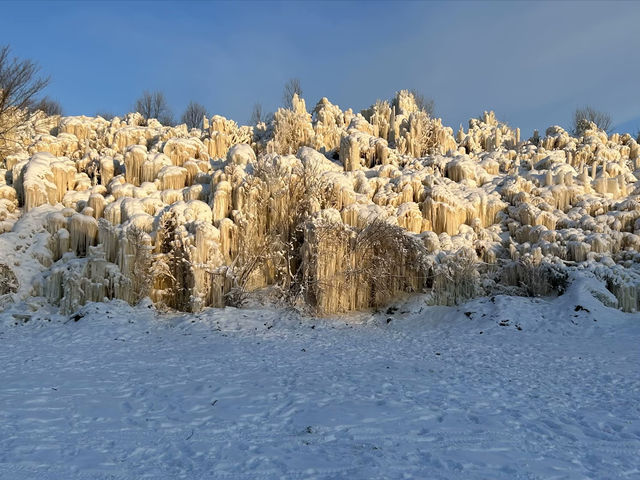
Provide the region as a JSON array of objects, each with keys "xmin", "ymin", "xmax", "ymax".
[{"xmin": 0, "ymin": 279, "xmax": 638, "ymax": 479}]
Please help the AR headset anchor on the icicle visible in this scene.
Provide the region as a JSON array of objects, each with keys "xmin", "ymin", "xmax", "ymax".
[
  {"xmin": 157, "ymin": 166, "xmax": 188, "ymax": 191},
  {"xmin": 69, "ymin": 213, "xmax": 99, "ymax": 256},
  {"xmin": 211, "ymin": 181, "xmax": 233, "ymax": 224},
  {"xmin": 124, "ymin": 145, "xmax": 147, "ymax": 186}
]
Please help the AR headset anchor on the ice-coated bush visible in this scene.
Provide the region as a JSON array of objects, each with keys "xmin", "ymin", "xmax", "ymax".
[{"xmin": 0, "ymin": 263, "xmax": 18, "ymax": 295}]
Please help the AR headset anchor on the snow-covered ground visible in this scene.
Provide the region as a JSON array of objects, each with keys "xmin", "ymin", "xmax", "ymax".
[{"xmin": 1, "ymin": 277, "xmax": 639, "ymax": 480}]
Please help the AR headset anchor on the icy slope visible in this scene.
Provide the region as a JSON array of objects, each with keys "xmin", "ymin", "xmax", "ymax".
[
  {"xmin": 1, "ymin": 279, "xmax": 639, "ymax": 480},
  {"xmin": 3, "ymin": 91, "xmax": 639, "ymax": 316}
]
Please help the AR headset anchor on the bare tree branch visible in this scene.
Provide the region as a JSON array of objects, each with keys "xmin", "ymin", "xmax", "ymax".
[
  {"xmin": 96, "ymin": 111, "xmax": 115, "ymax": 121},
  {"xmin": 282, "ymin": 78, "xmax": 302, "ymax": 110},
  {"xmin": 572, "ymin": 106, "xmax": 612, "ymax": 136},
  {"xmin": 181, "ymin": 101, "xmax": 208, "ymax": 130},
  {"xmin": 409, "ymin": 89, "xmax": 435, "ymax": 116},
  {"xmin": 31, "ymin": 96, "xmax": 62, "ymax": 116},
  {"xmin": 249, "ymin": 102, "xmax": 264, "ymax": 125},
  {"xmin": 0, "ymin": 44, "xmax": 50, "ymax": 158},
  {"xmin": 134, "ymin": 90, "xmax": 174, "ymax": 126}
]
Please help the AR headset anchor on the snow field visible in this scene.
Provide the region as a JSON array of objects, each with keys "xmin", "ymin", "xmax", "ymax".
[{"xmin": 1, "ymin": 277, "xmax": 639, "ymax": 479}]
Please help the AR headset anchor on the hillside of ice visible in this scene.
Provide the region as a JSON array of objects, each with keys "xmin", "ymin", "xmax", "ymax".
[{"xmin": 0, "ymin": 90, "xmax": 639, "ymax": 315}]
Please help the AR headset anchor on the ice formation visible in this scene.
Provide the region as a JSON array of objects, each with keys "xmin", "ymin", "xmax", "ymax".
[{"xmin": 0, "ymin": 90, "xmax": 638, "ymax": 314}]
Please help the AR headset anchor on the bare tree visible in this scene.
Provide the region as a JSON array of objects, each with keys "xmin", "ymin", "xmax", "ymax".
[
  {"xmin": 96, "ymin": 111, "xmax": 115, "ymax": 121},
  {"xmin": 249, "ymin": 102, "xmax": 264, "ymax": 125},
  {"xmin": 180, "ymin": 101, "xmax": 208, "ymax": 130},
  {"xmin": 282, "ymin": 78, "xmax": 302, "ymax": 109},
  {"xmin": 249, "ymin": 102, "xmax": 273, "ymax": 126},
  {"xmin": 571, "ymin": 106, "xmax": 612, "ymax": 136},
  {"xmin": 410, "ymin": 89, "xmax": 435, "ymax": 116},
  {"xmin": 0, "ymin": 45, "xmax": 50, "ymax": 158},
  {"xmin": 134, "ymin": 90, "xmax": 174, "ymax": 125},
  {"xmin": 31, "ymin": 96, "xmax": 62, "ymax": 116}
]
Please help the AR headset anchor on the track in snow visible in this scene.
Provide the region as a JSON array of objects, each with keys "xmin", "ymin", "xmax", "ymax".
[{"xmin": 1, "ymin": 280, "xmax": 639, "ymax": 479}]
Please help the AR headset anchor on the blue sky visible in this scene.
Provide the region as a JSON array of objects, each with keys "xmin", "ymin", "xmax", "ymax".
[{"xmin": 2, "ymin": 0, "xmax": 640, "ymax": 136}]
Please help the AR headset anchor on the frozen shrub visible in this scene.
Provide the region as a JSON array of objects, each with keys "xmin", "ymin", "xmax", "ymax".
[
  {"xmin": 411, "ymin": 111, "xmax": 440, "ymax": 157},
  {"xmin": 360, "ymin": 99, "xmax": 392, "ymax": 141},
  {"xmin": 592, "ymin": 265, "xmax": 640, "ymax": 313},
  {"xmin": 270, "ymin": 94, "xmax": 313, "ymax": 154},
  {"xmin": 499, "ymin": 256, "xmax": 568, "ymax": 297},
  {"xmin": 516, "ymin": 258, "xmax": 567, "ymax": 297},
  {"xmin": 392, "ymin": 89, "xmax": 420, "ymax": 115},
  {"xmin": 124, "ymin": 226, "xmax": 153, "ymax": 304},
  {"xmin": 253, "ymin": 153, "xmax": 333, "ymax": 238},
  {"xmin": 154, "ymin": 211, "xmax": 195, "ymax": 311},
  {"xmin": 429, "ymin": 248, "xmax": 482, "ymax": 306},
  {"xmin": 233, "ymin": 153, "xmax": 335, "ymax": 305},
  {"xmin": 345, "ymin": 218, "xmax": 430, "ymax": 308},
  {"xmin": 220, "ymin": 228, "xmax": 272, "ymax": 308},
  {"xmin": 0, "ymin": 263, "xmax": 18, "ymax": 295},
  {"xmin": 303, "ymin": 215, "xmax": 430, "ymax": 314}
]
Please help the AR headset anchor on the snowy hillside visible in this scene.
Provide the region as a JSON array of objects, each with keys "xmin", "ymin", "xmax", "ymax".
[
  {"xmin": 0, "ymin": 90, "xmax": 639, "ymax": 315},
  {"xmin": 1, "ymin": 277, "xmax": 639, "ymax": 479},
  {"xmin": 1, "ymin": 88, "xmax": 639, "ymax": 479}
]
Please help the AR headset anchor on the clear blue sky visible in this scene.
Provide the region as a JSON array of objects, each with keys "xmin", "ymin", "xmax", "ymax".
[{"xmin": 2, "ymin": 0, "xmax": 640, "ymax": 136}]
